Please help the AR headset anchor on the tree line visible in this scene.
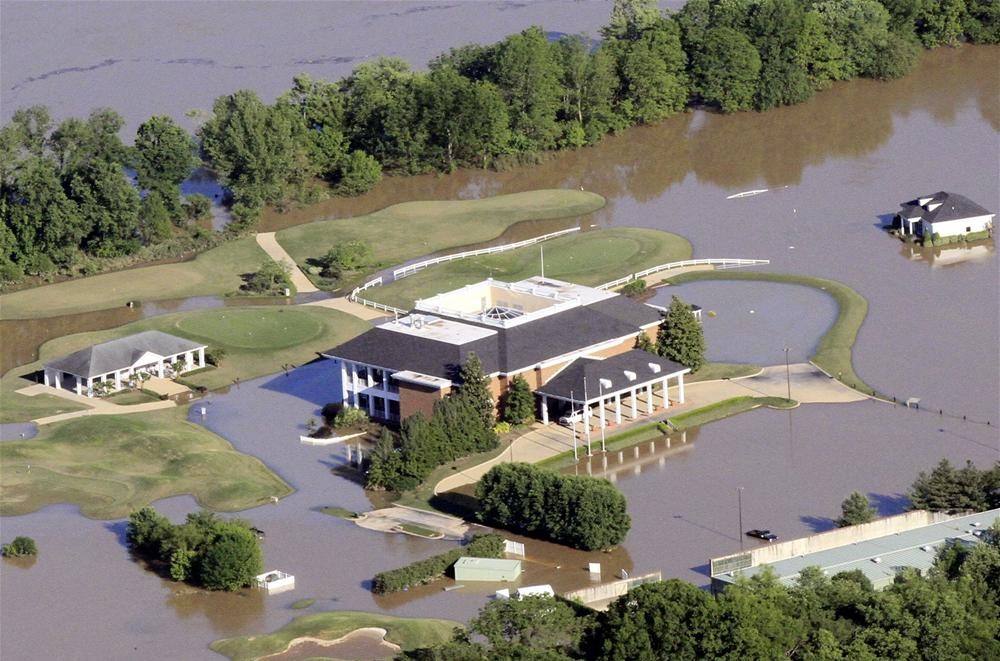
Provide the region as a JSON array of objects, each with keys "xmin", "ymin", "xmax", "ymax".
[
  {"xmin": 405, "ymin": 522, "xmax": 1000, "ymax": 660},
  {"xmin": 3, "ymin": 1, "xmax": 996, "ymax": 286}
]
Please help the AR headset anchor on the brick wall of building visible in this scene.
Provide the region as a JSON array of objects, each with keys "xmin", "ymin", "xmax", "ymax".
[{"xmin": 398, "ymin": 383, "xmax": 449, "ymax": 419}]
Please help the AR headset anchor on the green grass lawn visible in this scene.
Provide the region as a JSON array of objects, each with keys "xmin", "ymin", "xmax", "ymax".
[
  {"xmin": 0, "ymin": 306, "xmax": 370, "ymax": 422},
  {"xmin": 210, "ymin": 611, "xmax": 461, "ymax": 661},
  {"xmin": 275, "ymin": 189, "xmax": 606, "ymax": 283},
  {"xmin": 0, "ymin": 407, "xmax": 293, "ymax": 519},
  {"xmin": 688, "ymin": 362, "xmax": 761, "ymax": 383},
  {"xmin": 367, "ymin": 228, "xmax": 692, "ymax": 310},
  {"xmin": 104, "ymin": 390, "xmax": 161, "ymax": 406},
  {"xmin": 0, "ymin": 237, "xmax": 270, "ymax": 320},
  {"xmin": 666, "ymin": 271, "xmax": 873, "ymax": 394}
]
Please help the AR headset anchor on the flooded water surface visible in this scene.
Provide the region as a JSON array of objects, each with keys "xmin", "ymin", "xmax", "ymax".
[{"xmin": 1, "ymin": 3, "xmax": 997, "ymax": 660}]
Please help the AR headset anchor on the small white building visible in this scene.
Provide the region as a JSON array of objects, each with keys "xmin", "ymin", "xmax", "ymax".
[
  {"xmin": 895, "ymin": 191, "xmax": 994, "ymax": 241},
  {"xmin": 43, "ymin": 330, "xmax": 207, "ymax": 397}
]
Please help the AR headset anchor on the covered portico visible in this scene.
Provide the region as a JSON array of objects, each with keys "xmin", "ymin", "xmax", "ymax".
[
  {"xmin": 534, "ymin": 350, "xmax": 690, "ymax": 428},
  {"xmin": 43, "ymin": 331, "xmax": 206, "ymax": 398}
]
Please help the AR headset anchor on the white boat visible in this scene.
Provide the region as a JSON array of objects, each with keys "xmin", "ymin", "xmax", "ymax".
[{"xmin": 726, "ymin": 189, "xmax": 769, "ymax": 199}]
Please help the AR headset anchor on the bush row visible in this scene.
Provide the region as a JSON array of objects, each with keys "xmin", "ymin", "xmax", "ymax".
[{"xmin": 371, "ymin": 533, "xmax": 505, "ymax": 594}]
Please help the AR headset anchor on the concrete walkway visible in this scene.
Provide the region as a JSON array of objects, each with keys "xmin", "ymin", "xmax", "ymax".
[
  {"xmin": 434, "ymin": 363, "xmax": 865, "ymax": 494},
  {"xmin": 354, "ymin": 505, "xmax": 472, "ymax": 540},
  {"xmin": 304, "ymin": 296, "xmax": 391, "ymax": 321},
  {"xmin": 255, "ymin": 232, "xmax": 318, "ymax": 293},
  {"xmin": 17, "ymin": 384, "xmax": 176, "ymax": 425}
]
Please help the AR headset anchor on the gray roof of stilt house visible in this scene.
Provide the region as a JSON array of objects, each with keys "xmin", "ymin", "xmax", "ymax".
[
  {"xmin": 44, "ymin": 330, "xmax": 206, "ymax": 378},
  {"xmin": 898, "ymin": 192, "xmax": 994, "ymax": 224}
]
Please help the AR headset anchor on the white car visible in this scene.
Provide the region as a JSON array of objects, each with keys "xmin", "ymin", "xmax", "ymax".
[{"xmin": 558, "ymin": 412, "xmax": 581, "ymax": 427}]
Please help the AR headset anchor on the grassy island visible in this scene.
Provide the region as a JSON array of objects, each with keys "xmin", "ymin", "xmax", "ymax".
[
  {"xmin": 210, "ymin": 611, "xmax": 461, "ymax": 661},
  {"xmin": 0, "ymin": 407, "xmax": 292, "ymax": 519},
  {"xmin": 367, "ymin": 227, "xmax": 691, "ymax": 310}
]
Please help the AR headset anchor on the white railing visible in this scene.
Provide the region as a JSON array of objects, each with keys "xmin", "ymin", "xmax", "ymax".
[
  {"xmin": 352, "ymin": 297, "xmax": 407, "ymax": 315},
  {"xmin": 392, "ymin": 227, "xmax": 580, "ymax": 280},
  {"xmin": 596, "ymin": 258, "xmax": 770, "ymax": 290}
]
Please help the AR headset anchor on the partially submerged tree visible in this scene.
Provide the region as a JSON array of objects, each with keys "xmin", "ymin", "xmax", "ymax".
[{"xmin": 837, "ymin": 491, "xmax": 877, "ymax": 527}]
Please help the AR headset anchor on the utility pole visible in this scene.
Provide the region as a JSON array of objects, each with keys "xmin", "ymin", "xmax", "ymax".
[
  {"xmin": 570, "ymin": 389, "xmax": 578, "ymax": 461},
  {"xmin": 783, "ymin": 347, "xmax": 791, "ymax": 401},
  {"xmin": 738, "ymin": 487, "xmax": 745, "ymax": 551}
]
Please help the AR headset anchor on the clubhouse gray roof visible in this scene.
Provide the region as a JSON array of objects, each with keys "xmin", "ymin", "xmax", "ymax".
[
  {"xmin": 714, "ymin": 508, "xmax": 1000, "ymax": 590},
  {"xmin": 899, "ymin": 192, "xmax": 994, "ymax": 224},
  {"xmin": 45, "ymin": 331, "xmax": 206, "ymax": 378},
  {"xmin": 535, "ymin": 350, "xmax": 689, "ymax": 401},
  {"xmin": 323, "ymin": 294, "xmax": 663, "ymax": 380}
]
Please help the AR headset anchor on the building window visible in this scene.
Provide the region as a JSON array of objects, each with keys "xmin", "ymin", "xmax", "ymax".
[
  {"xmin": 356, "ymin": 366, "xmax": 368, "ymax": 382},
  {"xmin": 966, "ymin": 226, "xmax": 971, "ymax": 233},
  {"xmin": 358, "ymin": 393, "xmax": 370, "ymax": 411},
  {"xmin": 372, "ymin": 368, "xmax": 384, "ymax": 385},
  {"xmin": 386, "ymin": 377, "xmax": 399, "ymax": 393}
]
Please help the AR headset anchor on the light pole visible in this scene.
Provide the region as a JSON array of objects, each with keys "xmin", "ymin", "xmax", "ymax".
[
  {"xmin": 570, "ymin": 390, "xmax": 578, "ymax": 461},
  {"xmin": 783, "ymin": 347, "xmax": 791, "ymax": 401},
  {"xmin": 738, "ymin": 487, "xmax": 745, "ymax": 550},
  {"xmin": 598, "ymin": 379, "xmax": 607, "ymax": 453},
  {"xmin": 583, "ymin": 377, "xmax": 593, "ymax": 457}
]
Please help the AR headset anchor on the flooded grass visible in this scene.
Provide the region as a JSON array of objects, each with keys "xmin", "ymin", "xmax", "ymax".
[
  {"xmin": 319, "ymin": 506, "xmax": 359, "ymax": 520},
  {"xmin": 0, "ymin": 238, "xmax": 269, "ymax": 320},
  {"xmin": 687, "ymin": 362, "xmax": 762, "ymax": 383},
  {"xmin": 0, "ymin": 407, "xmax": 292, "ymax": 518},
  {"xmin": 289, "ymin": 598, "xmax": 315, "ymax": 610},
  {"xmin": 395, "ymin": 523, "xmax": 441, "ymax": 539},
  {"xmin": 275, "ymin": 189, "xmax": 605, "ymax": 276},
  {"xmin": 368, "ymin": 228, "xmax": 691, "ymax": 309},
  {"xmin": 209, "ymin": 611, "xmax": 460, "ymax": 661},
  {"xmin": 667, "ymin": 271, "xmax": 872, "ymax": 394}
]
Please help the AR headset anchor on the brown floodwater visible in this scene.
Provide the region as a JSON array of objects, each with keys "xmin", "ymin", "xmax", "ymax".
[{"xmin": 1, "ymin": 6, "xmax": 998, "ymax": 660}]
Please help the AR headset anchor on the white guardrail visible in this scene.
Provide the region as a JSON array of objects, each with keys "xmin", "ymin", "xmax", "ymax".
[
  {"xmin": 349, "ymin": 277, "xmax": 408, "ymax": 315},
  {"xmin": 392, "ymin": 227, "xmax": 580, "ymax": 280},
  {"xmin": 596, "ymin": 258, "xmax": 770, "ymax": 290}
]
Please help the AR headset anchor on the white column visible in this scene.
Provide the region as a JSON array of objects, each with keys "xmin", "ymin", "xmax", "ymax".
[
  {"xmin": 599, "ymin": 396, "xmax": 606, "ymax": 429},
  {"xmin": 351, "ymin": 364, "xmax": 359, "ymax": 408},
  {"xmin": 678, "ymin": 373, "xmax": 685, "ymax": 404},
  {"xmin": 366, "ymin": 372, "xmax": 375, "ymax": 417},
  {"xmin": 340, "ymin": 360, "xmax": 349, "ymax": 404},
  {"xmin": 540, "ymin": 394, "xmax": 549, "ymax": 424},
  {"xmin": 631, "ymin": 388, "xmax": 638, "ymax": 419},
  {"xmin": 114, "ymin": 372, "xmax": 121, "ymax": 390},
  {"xmin": 157, "ymin": 361, "xmax": 165, "ymax": 378},
  {"xmin": 614, "ymin": 392, "xmax": 622, "ymax": 424},
  {"xmin": 43, "ymin": 369, "xmax": 50, "ymax": 387},
  {"xmin": 185, "ymin": 351, "xmax": 194, "ymax": 370},
  {"xmin": 661, "ymin": 377, "xmax": 669, "ymax": 409},
  {"xmin": 383, "ymin": 395, "xmax": 390, "ymax": 420},
  {"xmin": 86, "ymin": 377, "xmax": 94, "ymax": 397},
  {"xmin": 646, "ymin": 383, "xmax": 653, "ymax": 415},
  {"xmin": 198, "ymin": 347, "xmax": 205, "ymax": 368},
  {"xmin": 55, "ymin": 372, "xmax": 62, "ymax": 390},
  {"xmin": 76, "ymin": 379, "xmax": 82, "ymax": 395},
  {"xmin": 584, "ymin": 403, "xmax": 592, "ymax": 430},
  {"xmin": 367, "ymin": 367, "xmax": 374, "ymax": 390}
]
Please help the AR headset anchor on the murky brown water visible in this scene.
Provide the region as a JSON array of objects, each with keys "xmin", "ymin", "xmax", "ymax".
[{"xmin": 1, "ymin": 3, "xmax": 997, "ymax": 659}]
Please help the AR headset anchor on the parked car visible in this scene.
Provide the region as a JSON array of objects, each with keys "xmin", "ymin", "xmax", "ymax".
[
  {"xmin": 745, "ymin": 529, "xmax": 778, "ymax": 541},
  {"xmin": 558, "ymin": 412, "xmax": 581, "ymax": 427}
]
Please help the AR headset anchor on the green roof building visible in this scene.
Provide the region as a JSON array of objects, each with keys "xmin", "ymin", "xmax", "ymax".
[{"xmin": 453, "ymin": 557, "xmax": 523, "ymax": 582}]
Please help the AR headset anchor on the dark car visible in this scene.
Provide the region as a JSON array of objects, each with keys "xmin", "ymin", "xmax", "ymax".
[{"xmin": 745, "ymin": 529, "xmax": 778, "ymax": 541}]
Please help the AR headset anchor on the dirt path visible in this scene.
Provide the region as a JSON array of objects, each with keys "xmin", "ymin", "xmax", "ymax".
[{"xmin": 255, "ymin": 232, "xmax": 318, "ymax": 293}]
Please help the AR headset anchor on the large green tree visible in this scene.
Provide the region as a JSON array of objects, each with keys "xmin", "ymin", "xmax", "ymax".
[
  {"xmin": 132, "ymin": 115, "xmax": 197, "ymax": 216},
  {"xmin": 196, "ymin": 521, "xmax": 263, "ymax": 591},
  {"xmin": 616, "ymin": 18, "xmax": 690, "ymax": 124},
  {"xmin": 655, "ymin": 295, "xmax": 706, "ymax": 372},
  {"xmin": 470, "ymin": 596, "xmax": 583, "ymax": 656},
  {"xmin": 690, "ymin": 27, "xmax": 762, "ymax": 113},
  {"xmin": 501, "ymin": 375, "xmax": 535, "ymax": 425},
  {"xmin": 493, "ymin": 26, "xmax": 563, "ymax": 151}
]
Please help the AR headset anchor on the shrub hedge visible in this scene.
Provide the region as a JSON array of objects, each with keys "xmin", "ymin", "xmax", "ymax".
[{"xmin": 371, "ymin": 533, "xmax": 504, "ymax": 594}]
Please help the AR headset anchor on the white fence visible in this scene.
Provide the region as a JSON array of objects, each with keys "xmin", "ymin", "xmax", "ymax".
[
  {"xmin": 392, "ymin": 227, "xmax": 580, "ymax": 280},
  {"xmin": 596, "ymin": 258, "xmax": 771, "ymax": 290},
  {"xmin": 348, "ymin": 276, "xmax": 408, "ymax": 315}
]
